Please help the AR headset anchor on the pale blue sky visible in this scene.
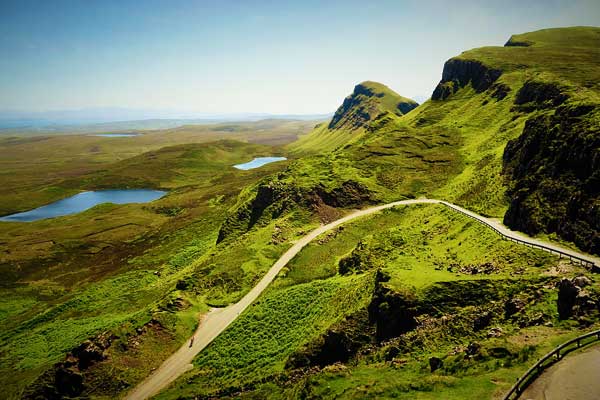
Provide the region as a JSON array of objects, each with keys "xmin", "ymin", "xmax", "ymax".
[{"xmin": 1, "ymin": 0, "xmax": 599, "ymax": 115}]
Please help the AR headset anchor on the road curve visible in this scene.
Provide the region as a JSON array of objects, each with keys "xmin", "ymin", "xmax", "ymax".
[
  {"xmin": 124, "ymin": 198, "xmax": 600, "ymax": 400},
  {"xmin": 520, "ymin": 344, "xmax": 600, "ymax": 400}
]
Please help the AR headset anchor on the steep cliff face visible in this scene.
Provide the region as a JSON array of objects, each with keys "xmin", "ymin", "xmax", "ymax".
[
  {"xmin": 216, "ymin": 179, "xmax": 375, "ymax": 243},
  {"xmin": 290, "ymin": 81, "xmax": 419, "ymax": 152},
  {"xmin": 408, "ymin": 26, "xmax": 600, "ymax": 254},
  {"xmin": 329, "ymin": 81, "xmax": 418, "ymax": 130},
  {"xmin": 431, "ymin": 58, "xmax": 502, "ymax": 100},
  {"xmin": 503, "ymin": 103, "xmax": 600, "ymax": 254}
]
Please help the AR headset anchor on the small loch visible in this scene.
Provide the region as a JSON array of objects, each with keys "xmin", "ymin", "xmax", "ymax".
[
  {"xmin": 233, "ymin": 157, "xmax": 287, "ymax": 170},
  {"xmin": 91, "ymin": 133, "xmax": 141, "ymax": 137},
  {"xmin": 0, "ymin": 189, "xmax": 166, "ymax": 222}
]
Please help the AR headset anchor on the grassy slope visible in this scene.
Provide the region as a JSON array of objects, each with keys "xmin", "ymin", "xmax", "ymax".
[
  {"xmin": 154, "ymin": 26, "xmax": 600, "ymax": 399},
  {"xmin": 2, "ymin": 27, "xmax": 599, "ymax": 400},
  {"xmin": 0, "ymin": 140, "xmax": 304, "ymax": 398},
  {"xmin": 286, "ymin": 27, "xmax": 600, "ymax": 220},
  {"xmin": 158, "ymin": 204, "xmax": 598, "ymax": 399},
  {"xmin": 426, "ymin": 26, "xmax": 599, "ymax": 217},
  {"xmin": 289, "ymin": 81, "xmax": 418, "ymax": 154}
]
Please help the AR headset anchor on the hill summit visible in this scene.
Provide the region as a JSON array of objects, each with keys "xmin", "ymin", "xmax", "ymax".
[
  {"xmin": 289, "ymin": 81, "xmax": 418, "ymax": 152},
  {"xmin": 329, "ymin": 81, "xmax": 418, "ymax": 130}
]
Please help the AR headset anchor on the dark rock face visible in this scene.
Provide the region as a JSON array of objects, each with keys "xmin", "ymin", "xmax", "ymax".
[
  {"xmin": 573, "ymin": 275, "xmax": 592, "ymax": 288},
  {"xmin": 314, "ymin": 181, "xmax": 374, "ymax": 208},
  {"xmin": 72, "ymin": 340, "xmax": 107, "ymax": 369},
  {"xmin": 329, "ymin": 84, "xmax": 379, "ymax": 130},
  {"xmin": 368, "ymin": 277, "xmax": 418, "ymax": 341},
  {"xmin": 490, "ymin": 83, "xmax": 510, "ymax": 101},
  {"xmin": 513, "ymin": 81, "xmax": 568, "ymax": 111},
  {"xmin": 556, "ymin": 276, "xmax": 599, "ymax": 319},
  {"xmin": 504, "ymin": 36, "xmax": 532, "ymax": 47},
  {"xmin": 465, "ymin": 342, "xmax": 481, "ymax": 357},
  {"xmin": 429, "ymin": 356, "xmax": 443, "ymax": 372},
  {"xmin": 504, "ymin": 297, "xmax": 527, "ymax": 318},
  {"xmin": 557, "ymin": 278, "xmax": 581, "ymax": 319},
  {"xmin": 432, "ymin": 58, "xmax": 502, "ymax": 100},
  {"xmin": 338, "ymin": 240, "xmax": 374, "ymax": 275},
  {"xmin": 328, "ymin": 83, "xmax": 417, "ymax": 130},
  {"xmin": 24, "ymin": 332, "xmax": 115, "ymax": 399},
  {"xmin": 473, "ymin": 311, "xmax": 493, "ymax": 331},
  {"xmin": 285, "ymin": 310, "xmax": 373, "ymax": 369},
  {"xmin": 54, "ymin": 364, "xmax": 84, "ymax": 398},
  {"xmin": 217, "ymin": 179, "xmax": 374, "ymax": 243},
  {"xmin": 503, "ymin": 104, "xmax": 600, "ymax": 255},
  {"xmin": 397, "ymin": 102, "xmax": 418, "ymax": 115}
]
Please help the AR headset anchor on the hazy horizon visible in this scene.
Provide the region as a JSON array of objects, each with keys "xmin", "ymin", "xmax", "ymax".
[{"xmin": 2, "ymin": 0, "xmax": 599, "ymax": 115}]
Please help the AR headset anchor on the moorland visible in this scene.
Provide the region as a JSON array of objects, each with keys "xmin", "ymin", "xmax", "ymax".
[{"xmin": 1, "ymin": 26, "xmax": 599, "ymax": 400}]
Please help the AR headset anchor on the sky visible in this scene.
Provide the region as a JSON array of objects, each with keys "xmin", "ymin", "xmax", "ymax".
[{"xmin": 1, "ymin": 0, "xmax": 599, "ymax": 116}]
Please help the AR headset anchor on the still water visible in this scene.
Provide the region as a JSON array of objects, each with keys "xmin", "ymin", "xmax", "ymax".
[
  {"xmin": 233, "ymin": 157, "xmax": 287, "ymax": 170},
  {"xmin": 91, "ymin": 133, "xmax": 141, "ymax": 137},
  {"xmin": 0, "ymin": 189, "xmax": 166, "ymax": 222}
]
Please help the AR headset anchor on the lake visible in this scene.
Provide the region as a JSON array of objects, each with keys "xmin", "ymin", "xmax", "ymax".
[
  {"xmin": 91, "ymin": 133, "xmax": 141, "ymax": 137},
  {"xmin": 233, "ymin": 157, "xmax": 287, "ymax": 170},
  {"xmin": 0, "ymin": 189, "xmax": 166, "ymax": 222}
]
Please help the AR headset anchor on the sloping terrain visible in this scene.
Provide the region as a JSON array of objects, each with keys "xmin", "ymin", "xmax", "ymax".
[
  {"xmin": 151, "ymin": 26, "xmax": 600, "ymax": 399},
  {"xmin": 2, "ymin": 26, "xmax": 599, "ymax": 400},
  {"xmin": 290, "ymin": 81, "xmax": 418, "ymax": 153}
]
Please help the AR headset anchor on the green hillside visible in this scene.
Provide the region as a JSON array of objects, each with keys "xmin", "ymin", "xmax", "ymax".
[
  {"xmin": 152, "ymin": 26, "xmax": 600, "ymax": 399},
  {"xmin": 3, "ymin": 26, "xmax": 600, "ymax": 400},
  {"xmin": 290, "ymin": 81, "xmax": 418, "ymax": 153}
]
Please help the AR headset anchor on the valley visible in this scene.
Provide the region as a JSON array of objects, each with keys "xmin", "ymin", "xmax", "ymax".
[{"xmin": 1, "ymin": 25, "xmax": 599, "ymax": 400}]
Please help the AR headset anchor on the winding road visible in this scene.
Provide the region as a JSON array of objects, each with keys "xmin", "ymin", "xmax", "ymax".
[
  {"xmin": 124, "ymin": 199, "xmax": 600, "ymax": 400},
  {"xmin": 520, "ymin": 344, "xmax": 600, "ymax": 400}
]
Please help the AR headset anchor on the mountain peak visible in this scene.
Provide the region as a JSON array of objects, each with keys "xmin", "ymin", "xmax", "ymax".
[{"xmin": 328, "ymin": 81, "xmax": 418, "ymax": 130}]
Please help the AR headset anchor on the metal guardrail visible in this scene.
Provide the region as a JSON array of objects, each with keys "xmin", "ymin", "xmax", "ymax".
[
  {"xmin": 434, "ymin": 202, "xmax": 600, "ymax": 398},
  {"xmin": 503, "ymin": 329, "xmax": 600, "ymax": 399},
  {"xmin": 440, "ymin": 202, "xmax": 598, "ymax": 270}
]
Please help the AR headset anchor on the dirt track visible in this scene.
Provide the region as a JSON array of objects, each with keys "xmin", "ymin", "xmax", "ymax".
[{"xmin": 124, "ymin": 198, "xmax": 600, "ymax": 400}]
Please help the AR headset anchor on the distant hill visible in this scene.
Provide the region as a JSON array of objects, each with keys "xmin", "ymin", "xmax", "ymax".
[
  {"xmin": 289, "ymin": 81, "xmax": 418, "ymax": 152},
  {"xmin": 0, "ymin": 111, "xmax": 331, "ymax": 135}
]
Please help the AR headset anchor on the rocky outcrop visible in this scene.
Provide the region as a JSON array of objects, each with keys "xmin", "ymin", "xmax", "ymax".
[
  {"xmin": 513, "ymin": 81, "xmax": 568, "ymax": 111},
  {"xmin": 23, "ymin": 332, "xmax": 115, "ymax": 399},
  {"xmin": 285, "ymin": 310, "xmax": 373, "ymax": 369},
  {"xmin": 432, "ymin": 58, "xmax": 502, "ymax": 100},
  {"xmin": 503, "ymin": 103, "xmax": 600, "ymax": 254},
  {"xmin": 504, "ymin": 36, "xmax": 532, "ymax": 47},
  {"xmin": 338, "ymin": 240, "xmax": 377, "ymax": 275},
  {"xmin": 429, "ymin": 356, "xmax": 443, "ymax": 372},
  {"xmin": 328, "ymin": 82, "xmax": 418, "ymax": 130},
  {"xmin": 504, "ymin": 297, "xmax": 527, "ymax": 318},
  {"xmin": 368, "ymin": 271, "xmax": 418, "ymax": 341},
  {"xmin": 217, "ymin": 179, "xmax": 374, "ymax": 243},
  {"xmin": 473, "ymin": 311, "xmax": 493, "ymax": 331},
  {"xmin": 557, "ymin": 276, "xmax": 598, "ymax": 319}
]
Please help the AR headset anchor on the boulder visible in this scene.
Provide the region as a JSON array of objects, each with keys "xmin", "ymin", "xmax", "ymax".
[
  {"xmin": 473, "ymin": 311, "xmax": 493, "ymax": 331},
  {"xmin": 487, "ymin": 327, "xmax": 504, "ymax": 338},
  {"xmin": 504, "ymin": 297, "xmax": 527, "ymax": 318},
  {"xmin": 429, "ymin": 356, "xmax": 443, "ymax": 372},
  {"xmin": 557, "ymin": 278, "xmax": 580, "ymax": 319},
  {"xmin": 466, "ymin": 342, "xmax": 481, "ymax": 357},
  {"xmin": 573, "ymin": 275, "xmax": 592, "ymax": 288},
  {"xmin": 72, "ymin": 340, "xmax": 106, "ymax": 369},
  {"xmin": 54, "ymin": 366, "xmax": 84, "ymax": 397}
]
